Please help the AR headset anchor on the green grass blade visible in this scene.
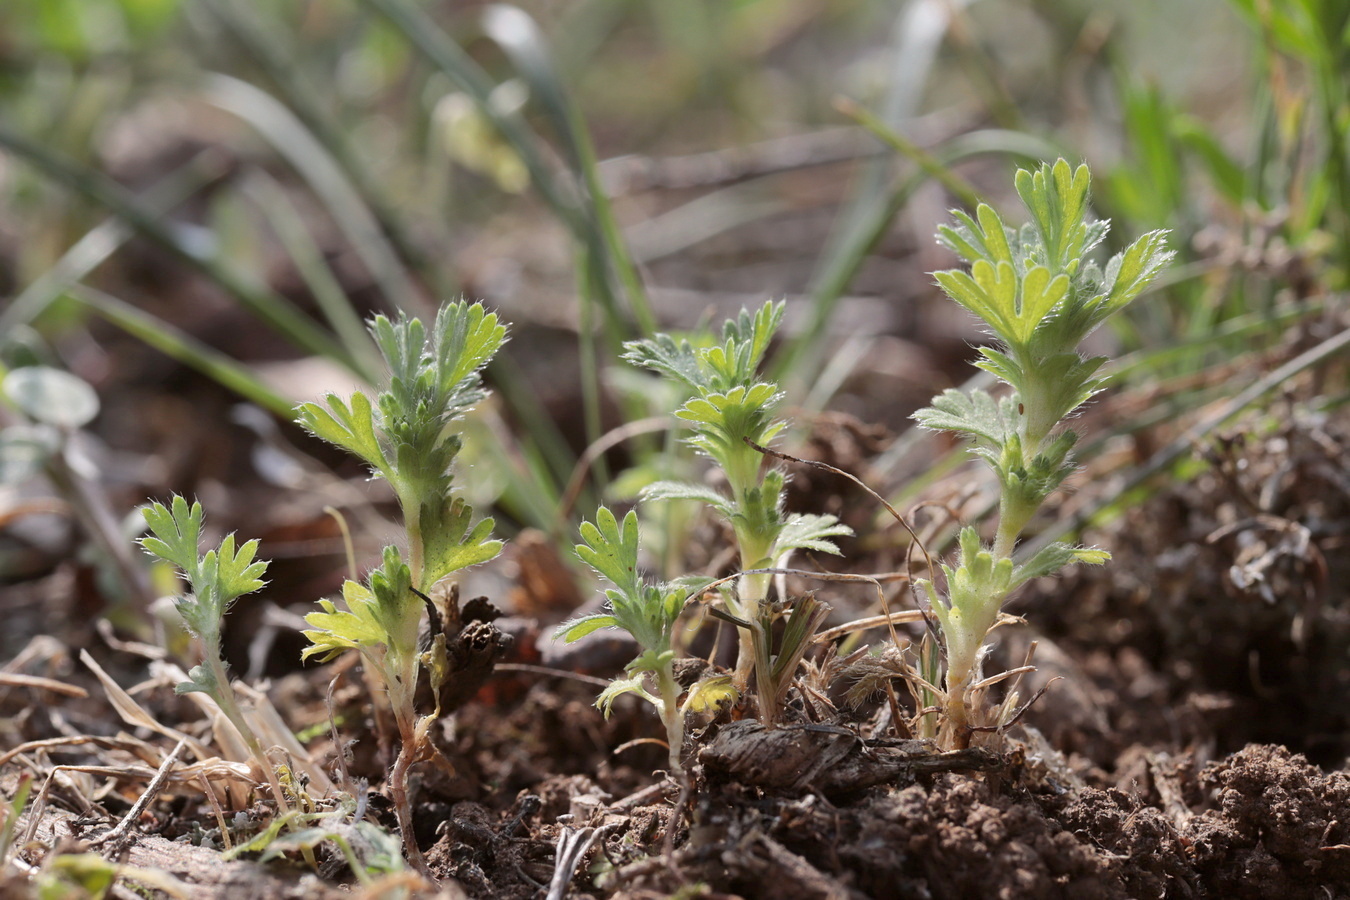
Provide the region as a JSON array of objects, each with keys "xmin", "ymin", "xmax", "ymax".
[
  {"xmin": 240, "ymin": 169, "xmax": 383, "ymax": 375},
  {"xmin": 71, "ymin": 285, "xmax": 295, "ymax": 418},
  {"xmin": 835, "ymin": 96, "xmax": 981, "ymax": 210},
  {"xmin": 773, "ymin": 0, "xmax": 964, "ymax": 385},
  {"xmin": 482, "ymin": 4, "xmax": 654, "ymax": 338},
  {"xmin": 201, "ymin": 73, "xmax": 426, "ymax": 318},
  {"xmin": 0, "ymin": 150, "xmax": 229, "ymax": 335},
  {"xmin": 0, "ymin": 122, "xmax": 355, "ymax": 371},
  {"xmin": 197, "ymin": 0, "xmax": 439, "ymax": 289},
  {"xmin": 359, "ymin": 0, "xmax": 581, "ymax": 233}
]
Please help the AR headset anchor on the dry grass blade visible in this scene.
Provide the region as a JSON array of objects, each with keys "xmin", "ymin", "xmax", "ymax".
[
  {"xmin": 26, "ymin": 761, "xmax": 253, "ymax": 787},
  {"xmin": 813, "ymin": 610, "xmax": 928, "ymax": 645},
  {"xmin": 148, "ymin": 661, "xmax": 333, "ymax": 794},
  {"xmin": 0, "ymin": 735, "xmax": 164, "ymax": 770},
  {"xmin": 79, "ymin": 651, "xmax": 210, "ymax": 762},
  {"xmin": 545, "ymin": 825, "xmax": 606, "ymax": 900},
  {"xmin": 0, "ymin": 673, "xmax": 87, "ymax": 698}
]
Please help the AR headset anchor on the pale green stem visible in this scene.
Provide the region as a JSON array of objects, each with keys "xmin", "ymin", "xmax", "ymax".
[
  {"xmin": 992, "ymin": 504, "xmax": 1021, "ymax": 561},
  {"xmin": 1019, "ymin": 373, "xmax": 1058, "ymax": 459},
  {"xmin": 203, "ymin": 642, "xmax": 307, "ymax": 868},
  {"xmin": 939, "ymin": 591, "xmax": 1007, "ymax": 748},
  {"xmin": 206, "ymin": 649, "xmax": 262, "ymax": 758},
  {"xmin": 655, "ymin": 664, "xmax": 685, "ymax": 777},
  {"xmin": 732, "ymin": 565, "xmax": 773, "ymax": 692}
]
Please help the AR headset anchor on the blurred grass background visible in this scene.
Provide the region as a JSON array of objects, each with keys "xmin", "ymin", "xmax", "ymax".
[{"xmin": 0, "ymin": 0, "xmax": 1345, "ymax": 623}]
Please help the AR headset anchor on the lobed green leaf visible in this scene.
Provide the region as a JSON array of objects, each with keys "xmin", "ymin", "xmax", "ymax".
[
  {"xmin": 140, "ymin": 496, "xmax": 205, "ymax": 582},
  {"xmin": 419, "ymin": 496, "xmax": 503, "ymax": 588},
  {"xmin": 774, "ymin": 513, "xmax": 851, "ymax": 557},
  {"xmin": 296, "ymin": 390, "xmax": 388, "ymax": 474},
  {"xmin": 641, "ymin": 480, "xmax": 735, "ymax": 517},
  {"xmin": 913, "ymin": 388, "xmax": 1014, "ymax": 451},
  {"xmin": 595, "ymin": 675, "xmax": 657, "ymax": 718},
  {"xmin": 554, "ymin": 613, "xmax": 621, "ymax": 643},
  {"xmin": 1012, "ymin": 542, "xmax": 1110, "ymax": 587},
  {"xmin": 575, "ymin": 507, "xmax": 642, "ymax": 600}
]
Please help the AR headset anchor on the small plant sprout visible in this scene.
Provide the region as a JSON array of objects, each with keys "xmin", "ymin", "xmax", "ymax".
[
  {"xmin": 297, "ymin": 302, "xmax": 507, "ymax": 873},
  {"xmin": 138, "ymin": 497, "xmax": 283, "ymax": 802},
  {"xmin": 556, "ymin": 507, "xmax": 735, "ymax": 778},
  {"xmin": 623, "ymin": 301, "xmax": 851, "ymax": 716},
  {"xmin": 914, "ymin": 159, "xmax": 1173, "ymax": 749}
]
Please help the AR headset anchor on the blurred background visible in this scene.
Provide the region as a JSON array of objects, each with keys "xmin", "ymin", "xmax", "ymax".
[{"xmin": 1, "ymin": 0, "xmax": 1346, "ymax": 717}]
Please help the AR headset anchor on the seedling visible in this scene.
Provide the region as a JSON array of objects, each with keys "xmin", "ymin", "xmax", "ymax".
[
  {"xmin": 623, "ymin": 302, "xmax": 851, "ymax": 718},
  {"xmin": 298, "ymin": 302, "xmax": 506, "ymax": 873},
  {"xmin": 556, "ymin": 507, "xmax": 734, "ymax": 777},
  {"xmin": 224, "ymin": 795, "xmax": 406, "ymax": 886},
  {"xmin": 138, "ymin": 497, "xmax": 286, "ymax": 804},
  {"xmin": 913, "ymin": 159, "xmax": 1172, "ymax": 748}
]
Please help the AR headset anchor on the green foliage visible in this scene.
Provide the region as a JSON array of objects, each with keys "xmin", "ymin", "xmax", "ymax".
[
  {"xmin": 931, "ymin": 160, "xmax": 1173, "ymax": 450},
  {"xmin": 623, "ymin": 301, "xmax": 850, "ymax": 703},
  {"xmin": 0, "ymin": 774, "xmax": 31, "ymax": 865},
  {"xmin": 918, "ymin": 160, "xmax": 1171, "ymax": 539},
  {"xmin": 557, "ymin": 507, "xmax": 730, "ymax": 773},
  {"xmin": 559, "ymin": 508, "xmax": 685, "ymax": 662},
  {"xmin": 139, "ymin": 496, "xmax": 267, "ymax": 696},
  {"xmin": 624, "ymin": 301, "xmax": 849, "ymax": 598},
  {"xmin": 223, "ymin": 801, "xmax": 405, "ymax": 883},
  {"xmin": 301, "ymin": 546, "xmax": 417, "ymax": 668},
  {"xmin": 296, "ymin": 302, "xmax": 506, "ymax": 591},
  {"xmin": 914, "ymin": 160, "xmax": 1170, "ymax": 746},
  {"xmin": 296, "ymin": 304, "xmax": 509, "ymax": 873},
  {"xmin": 624, "ymin": 302, "xmax": 787, "ymax": 495}
]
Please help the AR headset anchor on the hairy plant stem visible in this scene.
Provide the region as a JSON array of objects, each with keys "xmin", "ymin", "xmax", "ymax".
[
  {"xmin": 992, "ymin": 512, "xmax": 1021, "ymax": 565},
  {"xmin": 732, "ymin": 567, "xmax": 772, "ymax": 694},
  {"xmin": 204, "ymin": 646, "xmax": 322, "ymax": 868},
  {"xmin": 205, "ymin": 648, "xmax": 292, "ymax": 816},
  {"xmin": 399, "ymin": 487, "xmax": 426, "ymax": 591},
  {"xmin": 1020, "ymin": 374, "xmax": 1057, "ymax": 456},
  {"xmin": 938, "ymin": 590, "xmax": 1007, "ymax": 749},
  {"xmin": 388, "ymin": 741, "xmax": 429, "ymax": 875},
  {"xmin": 655, "ymin": 664, "xmax": 685, "ymax": 778},
  {"xmin": 385, "ymin": 664, "xmax": 431, "ymax": 876}
]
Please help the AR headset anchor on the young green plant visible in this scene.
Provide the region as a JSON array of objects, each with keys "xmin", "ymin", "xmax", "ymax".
[
  {"xmin": 913, "ymin": 159, "xmax": 1172, "ymax": 748},
  {"xmin": 297, "ymin": 302, "xmax": 507, "ymax": 873},
  {"xmin": 556, "ymin": 507, "xmax": 734, "ymax": 777},
  {"xmin": 138, "ymin": 497, "xmax": 284, "ymax": 805},
  {"xmin": 623, "ymin": 302, "xmax": 851, "ymax": 719}
]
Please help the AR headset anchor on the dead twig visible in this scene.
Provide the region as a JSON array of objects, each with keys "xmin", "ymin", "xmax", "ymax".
[{"xmin": 89, "ymin": 739, "xmax": 189, "ymax": 852}]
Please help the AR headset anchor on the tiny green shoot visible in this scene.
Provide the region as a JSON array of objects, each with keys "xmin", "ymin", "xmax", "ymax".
[
  {"xmin": 138, "ymin": 496, "xmax": 286, "ymax": 806},
  {"xmin": 913, "ymin": 159, "xmax": 1172, "ymax": 748},
  {"xmin": 556, "ymin": 507, "xmax": 735, "ymax": 777},
  {"xmin": 623, "ymin": 301, "xmax": 851, "ymax": 718}
]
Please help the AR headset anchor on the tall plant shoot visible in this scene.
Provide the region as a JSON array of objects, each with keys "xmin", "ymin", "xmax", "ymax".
[
  {"xmin": 624, "ymin": 302, "xmax": 851, "ymax": 716},
  {"xmin": 914, "ymin": 160, "xmax": 1172, "ymax": 749},
  {"xmin": 298, "ymin": 302, "xmax": 507, "ymax": 872}
]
